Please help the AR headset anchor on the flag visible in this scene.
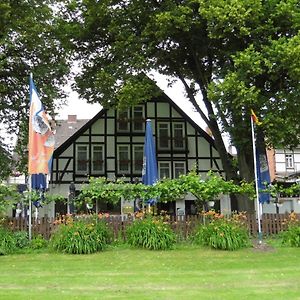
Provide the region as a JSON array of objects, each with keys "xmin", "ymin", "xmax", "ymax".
[
  {"xmin": 142, "ymin": 119, "xmax": 158, "ymax": 205},
  {"xmin": 251, "ymin": 109, "xmax": 262, "ymax": 125},
  {"xmin": 28, "ymin": 76, "xmax": 55, "ymax": 191},
  {"xmin": 255, "ymin": 128, "xmax": 271, "ymax": 204},
  {"xmin": 251, "ymin": 109, "xmax": 270, "ymax": 203}
]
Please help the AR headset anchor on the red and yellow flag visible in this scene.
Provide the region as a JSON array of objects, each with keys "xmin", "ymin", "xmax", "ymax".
[
  {"xmin": 28, "ymin": 77, "xmax": 55, "ymax": 175},
  {"xmin": 251, "ymin": 109, "xmax": 262, "ymax": 125}
]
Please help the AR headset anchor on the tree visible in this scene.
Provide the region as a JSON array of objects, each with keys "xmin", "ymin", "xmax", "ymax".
[
  {"xmin": 0, "ymin": 138, "xmax": 12, "ymax": 180},
  {"xmin": 0, "ymin": 0, "xmax": 72, "ymax": 139},
  {"xmin": 64, "ymin": 0, "xmax": 300, "ymax": 210}
]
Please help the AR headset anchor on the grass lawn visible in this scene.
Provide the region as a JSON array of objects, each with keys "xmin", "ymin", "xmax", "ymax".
[{"xmin": 0, "ymin": 242, "xmax": 300, "ymax": 300}]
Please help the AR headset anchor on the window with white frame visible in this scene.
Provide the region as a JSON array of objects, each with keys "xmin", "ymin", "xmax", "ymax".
[
  {"xmin": 174, "ymin": 162, "xmax": 186, "ymax": 178},
  {"xmin": 92, "ymin": 145, "xmax": 104, "ymax": 172},
  {"xmin": 133, "ymin": 106, "xmax": 144, "ymax": 132},
  {"xmin": 159, "ymin": 162, "xmax": 171, "ymax": 179},
  {"xmin": 173, "ymin": 123, "xmax": 185, "ymax": 149},
  {"xmin": 117, "ymin": 110, "xmax": 129, "ymax": 132},
  {"xmin": 158, "ymin": 123, "xmax": 170, "ymax": 149},
  {"xmin": 133, "ymin": 145, "xmax": 144, "ymax": 173},
  {"xmin": 118, "ymin": 145, "xmax": 130, "ymax": 173},
  {"xmin": 285, "ymin": 154, "xmax": 294, "ymax": 168},
  {"xmin": 76, "ymin": 145, "xmax": 89, "ymax": 172}
]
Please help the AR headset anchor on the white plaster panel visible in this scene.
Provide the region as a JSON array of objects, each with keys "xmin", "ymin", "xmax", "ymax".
[
  {"xmin": 132, "ymin": 136, "xmax": 145, "ymax": 143},
  {"xmin": 107, "ymin": 159, "xmax": 116, "ymax": 171},
  {"xmin": 147, "ymin": 103, "xmax": 155, "ymax": 118},
  {"xmin": 187, "ymin": 137, "xmax": 196, "ymax": 156},
  {"xmin": 198, "ymin": 159, "xmax": 211, "ymax": 171},
  {"xmin": 213, "ymin": 159, "xmax": 222, "ymax": 170},
  {"xmin": 188, "ymin": 159, "xmax": 198, "ymax": 171},
  {"xmin": 58, "ymin": 158, "xmax": 71, "ymax": 170},
  {"xmin": 61, "ymin": 173, "xmax": 73, "ymax": 181},
  {"xmin": 91, "ymin": 136, "xmax": 104, "ymax": 143},
  {"xmin": 117, "ymin": 136, "xmax": 130, "ymax": 143},
  {"xmin": 276, "ymin": 163, "xmax": 287, "ymax": 173},
  {"xmin": 197, "ymin": 138, "xmax": 210, "ymax": 156},
  {"xmin": 91, "ymin": 119, "xmax": 104, "ymax": 134},
  {"xmin": 158, "ymin": 154, "xmax": 170, "ymax": 158},
  {"xmin": 156, "ymin": 103, "xmax": 170, "ymax": 117},
  {"xmin": 211, "ymin": 147, "xmax": 219, "ymax": 156},
  {"xmin": 171, "ymin": 108, "xmax": 181, "ymax": 118},
  {"xmin": 186, "ymin": 123, "xmax": 196, "ymax": 135},
  {"xmin": 294, "ymin": 153, "xmax": 300, "ymax": 162},
  {"xmin": 275, "ymin": 153, "xmax": 285, "ymax": 162},
  {"xmin": 173, "ymin": 154, "xmax": 186, "ymax": 158},
  {"xmin": 107, "ymin": 119, "xmax": 115, "ymax": 134},
  {"xmin": 107, "ymin": 173, "xmax": 116, "ymax": 180},
  {"xmin": 76, "ymin": 135, "xmax": 89, "ymax": 143},
  {"xmin": 60, "ymin": 145, "xmax": 73, "ymax": 156},
  {"xmin": 107, "ymin": 137, "xmax": 115, "ymax": 156}
]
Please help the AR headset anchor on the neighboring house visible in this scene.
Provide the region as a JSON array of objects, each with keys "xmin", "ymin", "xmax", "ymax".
[
  {"xmin": 49, "ymin": 92, "xmax": 231, "ymax": 217},
  {"xmin": 264, "ymin": 148, "xmax": 300, "ymax": 213}
]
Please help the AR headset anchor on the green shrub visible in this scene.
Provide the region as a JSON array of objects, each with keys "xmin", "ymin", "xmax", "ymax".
[
  {"xmin": 30, "ymin": 234, "xmax": 48, "ymax": 249},
  {"xmin": 126, "ymin": 216, "xmax": 176, "ymax": 250},
  {"xmin": 281, "ymin": 212, "xmax": 300, "ymax": 247},
  {"xmin": 0, "ymin": 227, "xmax": 17, "ymax": 255},
  {"xmin": 282, "ymin": 225, "xmax": 300, "ymax": 247},
  {"xmin": 193, "ymin": 214, "xmax": 250, "ymax": 251},
  {"xmin": 50, "ymin": 220, "xmax": 111, "ymax": 254},
  {"xmin": 14, "ymin": 231, "xmax": 29, "ymax": 249}
]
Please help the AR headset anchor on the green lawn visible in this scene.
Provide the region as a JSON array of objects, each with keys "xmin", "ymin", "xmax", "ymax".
[{"xmin": 0, "ymin": 243, "xmax": 299, "ymax": 300}]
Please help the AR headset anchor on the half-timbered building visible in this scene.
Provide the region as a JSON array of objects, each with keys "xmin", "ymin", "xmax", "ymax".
[{"xmin": 49, "ymin": 92, "xmax": 230, "ymax": 216}]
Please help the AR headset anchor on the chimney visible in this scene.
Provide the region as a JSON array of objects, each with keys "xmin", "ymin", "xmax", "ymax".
[{"xmin": 68, "ymin": 115, "xmax": 77, "ymax": 123}]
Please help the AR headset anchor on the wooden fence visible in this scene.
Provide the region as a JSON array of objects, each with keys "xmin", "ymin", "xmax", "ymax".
[{"xmin": 3, "ymin": 213, "xmax": 297, "ymax": 240}]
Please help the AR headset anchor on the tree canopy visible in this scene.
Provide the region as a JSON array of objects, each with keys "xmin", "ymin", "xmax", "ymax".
[
  {"xmin": 62, "ymin": 0, "xmax": 300, "ymax": 195},
  {"xmin": 0, "ymin": 0, "xmax": 74, "ymax": 176},
  {"xmin": 2, "ymin": 1, "xmax": 300, "ymax": 211},
  {"xmin": 0, "ymin": 0, "xmax": 72, "ymax": 134}
]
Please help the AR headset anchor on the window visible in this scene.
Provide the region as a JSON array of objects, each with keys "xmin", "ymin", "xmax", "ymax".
[
  {"xmin": 158, "ymin": 123, "xmax": 170, "ymax": 149},
  {"xmin": 117, "ymin": 110, "xmax": 129, "ymax": 132},
  {"xmin": 174, "ymin": 162, "xmax": 185, "ymax": 178},
  {"xmin": 117, "ymin": 106, "xmax": 145, "ymax": 132},
  {"xmin": 133, "ymin": 106, "xmax": 144, "ymax": 132},
  {"xmin": 159, "ymin": 162, "xmax": 171, "ymax": 179},
  {"xmin": 118, "ymin": 145, "xmax": 130, "ymax": 173},
  {"xmin": 76, "ymin": 145, "xmax": 89, "ymax": 172},
  {"xmin": 173, "ymin": 123, "xmax": 185, "ymax": 149},
  {"xmin": 285, "ymin": 154, "xmax": 294, "ymax": 168},
  {"xmin": 92, "ymin": 145, "xmax": 103, "ymax": 172},
  {"xmin": 133, "ymin": 145, "xmax": 144, "ymax": 173}
]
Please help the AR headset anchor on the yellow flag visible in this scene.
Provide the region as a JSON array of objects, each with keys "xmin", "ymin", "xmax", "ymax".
[{"xmin": 251, "ymin": 109, "xmax": 262, "ymax": 125}]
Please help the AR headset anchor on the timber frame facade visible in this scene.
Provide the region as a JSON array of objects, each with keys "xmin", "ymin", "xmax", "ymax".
[{"xmin": 50, "ymin": 93, "xmax": 228, "ymax": 215}]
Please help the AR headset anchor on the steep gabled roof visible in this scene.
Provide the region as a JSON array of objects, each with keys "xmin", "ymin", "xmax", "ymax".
[{"xmin": 53, "ymin": 91, "xmax": 216, "ymax": 157}]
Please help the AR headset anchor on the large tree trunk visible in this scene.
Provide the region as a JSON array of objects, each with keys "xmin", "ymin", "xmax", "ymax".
[
  {"xmin": 235, "ymin": 145, "xmax": 255, "ymax": 212},
  {"xmin": 182, "ymin": 66, "xmax": 255, "ymax": 212}
]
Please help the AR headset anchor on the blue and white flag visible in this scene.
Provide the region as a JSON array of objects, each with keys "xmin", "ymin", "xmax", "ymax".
[
  {"xmin": 142, "ymin": 119, "xmax": 158, "ymax": 205},
  {"xmin": 255, "ymin": 129, "xmax": 271, "ymax": 204}
]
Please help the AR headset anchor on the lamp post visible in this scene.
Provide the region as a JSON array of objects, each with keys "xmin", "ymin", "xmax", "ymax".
[
  {"xmin": 68, "ymin": 182, "xmax": 76, "ymax": 214},
  {"xmin": 273, "ymin": 193, "xmax": 283, "ymax": 214}
]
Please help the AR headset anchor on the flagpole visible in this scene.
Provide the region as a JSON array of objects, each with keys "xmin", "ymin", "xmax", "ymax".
[
  {"xmin": 28, "ymin": 73, "xmax": 33, "ymax": 241},
  {"xmin": 28, "ymin": 175, "xmax": 32, "ymax": 241},
  {"xmin": 251, "ymin": 115, "xmax": 263, "ymax": 244}
]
